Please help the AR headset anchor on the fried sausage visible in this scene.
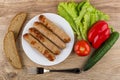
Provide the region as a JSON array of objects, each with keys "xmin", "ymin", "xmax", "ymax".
[
  {"xmin": 23, "ymin": 33, "xmax": 55, "ymax": 61},
  {"xmin": 39, "ymin": 15, "xmax": 71, "ymax": 43},
  {"xmin": 33, "ymin": 22, "xmax": 66, "ymax": 49},
  {"xmin": 29, "ymin": 28, "xmax": 61, "ymax": 55}
]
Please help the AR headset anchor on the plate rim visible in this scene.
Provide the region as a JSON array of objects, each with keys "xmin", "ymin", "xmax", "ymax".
[{"xmin": 21, "ymin": 13, "xmax": 74, "ymax": 66}]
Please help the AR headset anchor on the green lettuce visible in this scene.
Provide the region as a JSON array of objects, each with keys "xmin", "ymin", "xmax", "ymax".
[{"xmin": 58, "ymin": 0, "xmax": 110, "ymax": 40}]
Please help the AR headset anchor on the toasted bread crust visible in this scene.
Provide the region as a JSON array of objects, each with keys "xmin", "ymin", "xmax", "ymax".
[
  {"xmin": 4, "ymin": 31, "xmax": 22, "ymax": 69},
  {"xmin": 8, "ymin": 12, "xmax": 27, "ymax": 39}
]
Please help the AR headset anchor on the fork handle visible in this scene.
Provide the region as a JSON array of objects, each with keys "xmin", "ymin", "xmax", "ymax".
[{"xmin": 50, "ymin": 68, "xmax": 81, "ymax": 74}]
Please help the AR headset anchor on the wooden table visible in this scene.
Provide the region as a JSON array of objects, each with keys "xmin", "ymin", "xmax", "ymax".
[{"xmin": 0, "ymin": 0, "xmax": 120, "ymax": 80}]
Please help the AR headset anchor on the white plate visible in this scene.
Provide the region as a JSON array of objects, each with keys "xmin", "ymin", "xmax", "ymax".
[{"xmin": 22, "ymin": 13, "xmax": 74, "ymax": 66}]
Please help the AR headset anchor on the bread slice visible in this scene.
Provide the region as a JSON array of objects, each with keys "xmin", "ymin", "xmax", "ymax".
[
  {"xmin": 8, "ymin": 12, "xmax": 27, "ymax": 39},
  {"xmin": 3, "ymin": 31, "xmax": 22, "ymax": 69}
]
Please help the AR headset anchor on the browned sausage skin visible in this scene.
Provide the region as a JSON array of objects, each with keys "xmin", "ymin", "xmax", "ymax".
[
  {"xmin": 23, "ymin": 33, "xmax": 55, "ymax": 61},
  {"xmin": 39, "ymin": 15, "xmax": 71, "ymax": 43},
  {"xmin": 33, "ymin": 22, "xmax": 66, "ymax": 49},
  {"xmin": 29, "ymin": 28, "xmax": 61, "ymax": 55}
]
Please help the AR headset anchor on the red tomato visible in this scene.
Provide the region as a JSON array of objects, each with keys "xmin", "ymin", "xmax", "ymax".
[{"xmin": 74, "ymin": 40, "xmax": 91, "ymax": 56}]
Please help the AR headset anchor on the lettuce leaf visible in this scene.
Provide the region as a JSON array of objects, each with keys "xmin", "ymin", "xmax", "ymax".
[
  {"xmin": 58, "ymin": 0, "xmax": 110, "ymax": 40},
  {"xmin": 58, "ymin": 2, "xmax": 82, "ymax": 39}
]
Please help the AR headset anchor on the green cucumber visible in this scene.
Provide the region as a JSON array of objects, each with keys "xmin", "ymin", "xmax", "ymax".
[{"xmin": 83, "ymin": 32, "xmax": 119, "ymax": 71}]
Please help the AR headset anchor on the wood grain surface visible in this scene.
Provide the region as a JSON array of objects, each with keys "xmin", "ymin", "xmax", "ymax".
[{"xmin": 0, "ymin": 0, "xmax": 120, "ymax": 80}]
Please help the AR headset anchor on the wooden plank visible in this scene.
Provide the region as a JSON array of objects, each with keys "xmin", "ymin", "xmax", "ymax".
[{"xmin": 0, "ymin": 0, "xmax": 120, "ymax": 80}]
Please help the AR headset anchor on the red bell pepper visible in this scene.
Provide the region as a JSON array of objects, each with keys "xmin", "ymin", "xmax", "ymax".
[{"xmin": 88, "ymin": 20, "xmax": 110, "ymax": 49}]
